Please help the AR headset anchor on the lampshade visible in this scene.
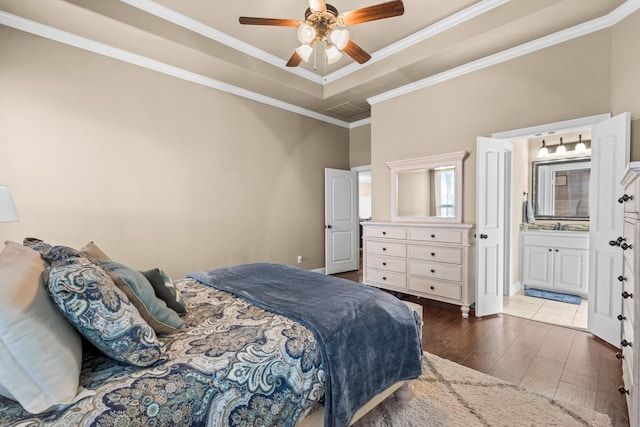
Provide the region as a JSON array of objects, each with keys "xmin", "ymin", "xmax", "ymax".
[
  {"xmin": 555, "ymin": 137, "xmax": 566, "ymax": 154},
  {"xmin": 330, "ymin": 28, "xmax": 349, "ymax": 50},
  {"xmin": 295, "ymin": 44, "xmax": 314, "ymax": 62},
  {"xmin": 326, "ymin": 44, "xmax": 342, "ymax": 64},
  {"xmin": 575, "ymin": 134, "xmax": 587, "ymax": 152},
  {"xmin": 537, "ymin": 140, "xmax": 549, "ymax": 157},
  {"xmin": 0, "ymin": 185, "xmax": 19, "ymax": 222},
  {"xmin": 297, "ymin": 24, "xmax": 316, "ymax": 45}
]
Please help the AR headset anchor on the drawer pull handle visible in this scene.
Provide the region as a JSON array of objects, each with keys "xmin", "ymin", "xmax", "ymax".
[
  {"xmin": 618, "ymin": 194, "xmax": 633, "ymax": 203},
  {"xmin": 621, "ymin": 339, "xmax": 632, "ymax": 347},
  {"xmin": 548, "ymin": 248, "xmax": 552, "ymax": 252},
  {"xmin": 621, "ymin": 242, "xmax": 633, "ymax": 250},
  {"xmin": 431, "ymin": 252, "xmax": 436, "ymax": 257},
  {"xmin": 618, "ymin": 275, "xmax": 627, "ymax": 282},
  {"xmin": 622, "ymin": 291, "xmax": 633, "ymax": 299},
  {"xmin": 430, "ymin": 269, "xmax": 435, "ymax": 273},
  {"xmin": 618, "ymin": 386, "xmax": 630, "ymax": 395},
  {"xmin": 618, "ymin": 314, "xmax": 627, "ymax": 321},
  {"xmin": 616, "ymin": 352, "xmax": 624, "ymax": 360}
]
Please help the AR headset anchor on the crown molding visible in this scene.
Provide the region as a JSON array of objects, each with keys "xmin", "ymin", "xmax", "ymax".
[
  {"xmin": 0, "ymin": 11, "xmax": 350, "ymax": 129},
  {"xmin": 491, "ymin": 113, "xmax": 612, "ymax": 140},
  {"xmin": 348, "ymin": 118, "xmax": 372, "ymax": 129},
  {"xmin": 368, "ymin": 0, "xmax": 640, "ymax": 106}
]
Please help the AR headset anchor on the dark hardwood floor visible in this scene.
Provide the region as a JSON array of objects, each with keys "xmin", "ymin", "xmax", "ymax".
[{"xmin": 333, "ymin": 267, "xmax": 630, "ymax": 427}]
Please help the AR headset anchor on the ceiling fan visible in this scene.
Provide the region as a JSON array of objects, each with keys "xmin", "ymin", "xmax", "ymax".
[{"xmin": 239, "ymin": 0, "xmax": 405, "ymax": 67}]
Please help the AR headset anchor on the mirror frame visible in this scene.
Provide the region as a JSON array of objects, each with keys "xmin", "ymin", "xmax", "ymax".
[
  {"xmin": 532, "ymin": 156, "xmax": 591, "ymax": 221},
  {"xmin": 387, "ymin": 151, "xmax": 467, "ymax": 223}
]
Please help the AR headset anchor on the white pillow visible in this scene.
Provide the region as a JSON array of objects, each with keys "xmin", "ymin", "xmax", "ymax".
[{"xmin": 0, "ymin": 241, "xmax": 84, "ymax": 413}]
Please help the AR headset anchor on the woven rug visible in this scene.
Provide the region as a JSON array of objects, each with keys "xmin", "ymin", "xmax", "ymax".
[{"xmin": 353, "ymin": 353, "xmax": 612, "ymax": 427}]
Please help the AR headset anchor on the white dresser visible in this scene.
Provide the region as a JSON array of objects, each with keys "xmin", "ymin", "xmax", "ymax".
[
  {"xmin": 619, "ymin": 163, "xmax": 640, "ymax": 427},
  {"xmin": 362, "ymin": 222, "xmax": 475, "ymax": 318}
]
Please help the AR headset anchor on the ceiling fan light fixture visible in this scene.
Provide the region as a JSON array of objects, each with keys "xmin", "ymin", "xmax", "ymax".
[
  {"xmin": 326, "ymin": 44, "xmax": 342, "ymax": 64},
  {"xmin": 297, "ymin": 23, "xmax": 316, "ymax": 44},
  {"xmin": 296, "ymin": 44, "xmax": 314, "ymax": 62},
  {"xmin": 330, "ymin": 28, "xmax": 349, "ymax": 50}
]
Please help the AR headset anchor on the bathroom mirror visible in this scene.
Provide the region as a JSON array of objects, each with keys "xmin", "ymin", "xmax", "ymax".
[
  {"xmin": 387, "ymin": 151, "xmax": 467, "ymax": 223},
  {"xmin": 532, "ymin": 156, "xmax": 591, "ymax": 220}
]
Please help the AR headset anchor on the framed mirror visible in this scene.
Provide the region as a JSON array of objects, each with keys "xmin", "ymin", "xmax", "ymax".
[
  {"xmin": 532, "ymin": 156, "xmax": 591, "ymax": 220},
  {"xmin": 387, "ymin": 151, "xmax": 467, "ymax": 223}
]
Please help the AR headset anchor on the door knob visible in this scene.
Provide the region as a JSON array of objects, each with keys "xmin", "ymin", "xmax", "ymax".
[
  {"xmin": 621, "ymin": 243, "xmax": 633, "ymax": 250},
  {"xmin": 326, "ymin": 225, "xmax": 333, "ymax": 229},
  {"xmin": 618, "ymin": 275, "xmax": 627, "ymax": 282},
  {"xmin": 618, "ymin": 314, "xmax": 627, "ymax": 321},
  {"xmin": 622, "ymin": 291, "xmax": 633, "ymax": 299},
  {"xmin": 619, "ymin": 386, "xmax": 630, "ymax": 395},
  {"xmin": 479, "ymin": 234, "xmax": 488, "ymax": 239},
  {"xmin": 621, "ymin": 339, "xmax": 632, "ymax": 347},
  {"xmin": 618, "ymin": 194, "xmax": 633, "ymax": 203}
]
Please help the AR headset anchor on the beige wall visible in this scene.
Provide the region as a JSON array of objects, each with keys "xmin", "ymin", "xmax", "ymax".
[
  {"xmin": 349, "ymin": 125, "xmax": 371, "ymax": 168},
  {"xmin": 371, "ymin": 30, "xmax": 613, "ymax": 224},
  {"xmin": 0, "ymin": 27, "xmax": 349, "ymax": 277}
]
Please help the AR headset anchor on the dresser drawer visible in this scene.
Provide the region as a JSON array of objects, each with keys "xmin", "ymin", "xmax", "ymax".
[
  {"xmin": 409, "ymin": 260, "xmax": 462, "ymax": 282},
  {"xmin": 409, "ymin": 276, "xmax": 462, "ymax": 301},
  {"xmin": 366, "ymin": 254, "xmax": 406, "ymax": 273},
  {"xmin": 366, "ymin": 268, "xmax": 407, "ymax": 290},
  {"xmin": 364, "ymin": 226, "xmax": 406, "ymax": 240},
  {"xmin": 408, "ymin": 244, "xmax": 462, "ymax": 264},
  {"xmin": 408, "ymin": 228, "xmax": 463, "ymax": 244},
  {"xmin": 366, "ymin": 241, "xmax": 406, "ymax": 257}
]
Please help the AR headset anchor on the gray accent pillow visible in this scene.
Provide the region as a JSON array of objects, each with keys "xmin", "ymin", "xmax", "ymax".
[{"xmin": 141, "ymin": 268, "xmax": 187, "ymax": 314}]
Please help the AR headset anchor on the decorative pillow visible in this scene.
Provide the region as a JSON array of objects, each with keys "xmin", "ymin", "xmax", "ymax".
[
  {"xmin": 141, "ymin": 268, "xmax": 187, "ymax": 314},
  {"xmin": 23, "ymin": 238, "xmax": 85, "ymax": 266},
  {"xmin": 46, "ymin": 256, "xmax": 166, "ymax": 367},
  {"xmin": 100, "ymin": 261, "xmax": 184, "ymax": 335},
  {"xmin": 0, "ymin": 241, "xmax": 85, "ymax": 414},
  {"xmin": 81, "ymin": 241, "xmax": 112, "ymax": 261}
]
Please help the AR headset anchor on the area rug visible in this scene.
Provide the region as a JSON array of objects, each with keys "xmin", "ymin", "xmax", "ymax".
[
  {"xmin": 353, "ymin": 353, "xmax": 611, "ymax": 427},
  {"xmin": 524, "ymin": 288, "xmax": 583, "ymax": 305}
]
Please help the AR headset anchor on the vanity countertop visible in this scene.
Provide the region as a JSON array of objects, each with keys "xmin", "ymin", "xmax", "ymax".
[{"xmin": 520, "ymin": 223, "xmax": 589, "ymax": 232}]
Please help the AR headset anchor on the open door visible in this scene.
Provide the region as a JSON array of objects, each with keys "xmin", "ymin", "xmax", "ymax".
[
  {"xmin": 476, "ymin": 137, "xmax": 513, "ymax": 316},
  {"xmin": 325, "ymin": 168, "xmax": 359, "ymax": 274},
  {"xmin": 588, "ymin": 112, "xmax": 630, "ymax": 347}
]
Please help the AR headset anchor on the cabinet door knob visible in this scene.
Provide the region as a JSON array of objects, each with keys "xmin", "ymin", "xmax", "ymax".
[
  {"xmin": 609, "ymin": 240, "xmax": 621, "ymax": 247},
  {"xmin": 621, "ymin": 242, "xmax": 633, "ymax": 250},
  {"xmin": 326, "ymin": 224, "xmax": 333, "ymax": 229},
  {"xmin": 430, "ymin": 234, "xmax": 436, "ymax": 238},
  {"xmin": 429, "ymin": 286, "xmax": 435, "ymax": 290},
  {"xmin": 382, "ymin": 277, "xmax": 387, "ymax": 281},
  {"xmin": 616, "ymin": 352, "xmax": 624, "ymax": 360},
  {"xmin": 430, "ymin": 252, "xmax": 436, "ymax": 257},
  {"xmin": 622, "ymin": 291, "xmax": 633, "ymax": 299},
  {"xmin": 618, "ymin": 386, "xmax": 630, "ymax": 395},
  {"xmin": 382, "ymin": 262, "xmax": 387, "ymax": 266},
  {"xmin": 479, "ymin": 234, "xmax": 488, "ymax": 239},
  {"xmin": 382, "ymin": 247, "xmax": 387, "ymax": 251},
  {"xmin": 618, "ymin": 275, "xmax": 627, "ymax": 282},
  {"xmin": 621, "ymin": 339, "xmax": 632, "ymax": 347},
  {"xmin": 430, "ymin": 269, "xmax": 435, "ymax": 273},
  {"xmin": 618, "ymin": 194, "xmax": 633, "ymax": 203},
  {"xmin": 618, "ymin": 314, "xmax": 627, "ymax": 321}
]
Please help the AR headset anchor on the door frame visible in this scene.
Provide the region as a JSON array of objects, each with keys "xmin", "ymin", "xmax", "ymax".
[{"xmin": 488, "ymin": 113, "xmax": 611, "ymax": 297}]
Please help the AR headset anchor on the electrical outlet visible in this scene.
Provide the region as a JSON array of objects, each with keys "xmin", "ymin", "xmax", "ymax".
[{"xmin": 297, "ymin": 255, "xmax": 303, "ymax": 264}]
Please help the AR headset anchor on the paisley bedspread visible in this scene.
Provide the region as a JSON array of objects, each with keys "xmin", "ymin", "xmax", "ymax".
[{"xmin": 0, "ymin": 278, "xmax": 325, "ymax": 426}]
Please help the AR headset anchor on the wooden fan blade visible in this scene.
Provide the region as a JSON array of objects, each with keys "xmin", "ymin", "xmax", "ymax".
[
  {"xmin": 308, "ymin": 0, "xmax": 327, "ymax": 12},
  {"xmin": 340, "ymin": 0, "xmax": 404, "ymax": 26},
  {"xmin": 342, "ymin": 39, "xmax": 371, "ymax": 64},
  {"xmin": 239, "ymin": 17, "xmax": 300, "ymax": 27},
  {"xmin": 286, "ymin": 51, "xmax": 303, "ymax": 67}
]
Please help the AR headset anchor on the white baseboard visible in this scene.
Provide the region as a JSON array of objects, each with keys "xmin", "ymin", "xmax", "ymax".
[
  {"xmin": 507, "ymin": 280, "xmax": 522, "ymax": 296},
  {"xmin": 311, "ymin": 267, "xmax": 326, "ymax": 274}
]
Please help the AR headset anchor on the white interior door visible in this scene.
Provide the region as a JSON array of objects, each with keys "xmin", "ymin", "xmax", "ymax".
[
  {"xmin": 325, "ymin": 168, "xmax": 359, "ymax": 274},
  {"xmin": 588, "ymin": 112, "xmax": 630, "ymax": 347},
  {"xmin": 476, "ymin": 137, "xmax": 513, "ymax": 316}
]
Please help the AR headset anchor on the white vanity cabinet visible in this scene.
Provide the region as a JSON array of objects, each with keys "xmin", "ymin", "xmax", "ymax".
[
  {"xmin": 362, "ymin": 222, "xmax": 475, "ymax": 318},
  {"xmin": 520, "ymin": 231, "xmax": 589, "ymax": 296}
]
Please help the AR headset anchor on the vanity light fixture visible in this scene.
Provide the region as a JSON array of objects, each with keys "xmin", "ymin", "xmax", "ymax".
[
  {"xmin": 0, "ymin": 185, "xmax": 19, "ymax": 222},
  {"xmin": 537, "ymin": 140, "xmax": 549, "ymax": 157},
  {"xmin": 575, "ymin": 134, "xmax": 587, "ymax": 153},
  {"xmin": 555, "ymin": 137, "xmax": 567, "ymax": 154}
]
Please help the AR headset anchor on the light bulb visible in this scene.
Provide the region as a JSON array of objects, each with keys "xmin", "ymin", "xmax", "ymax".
[
  {"xmin": 575, "ymin": 134, "xmax": 587, "ymax": 152},
  {"xmin": 330, "ymin": 29, "xmax": 349, "ymax": 50},
  {"xmin": 297, "ymin": 24, "xmax": 316, "ymax": 45},
  {"xmin": 326, "ymin": 45, "xmax": 342, "ymax": 64},
  {"xmin": 555, "ymin": 137, "xmax": 566, "ymax": 154},
  {"xmin": 538, "ymin": 140, "xmax": 549, "ymax": 157},
  {"xmin": 295, "ymin": 44, "xmax": 313, "ymax": 62}
]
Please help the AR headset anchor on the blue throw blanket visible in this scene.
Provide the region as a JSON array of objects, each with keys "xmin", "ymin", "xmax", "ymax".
[{"xmin": 188, "ymin": 263, "xmax": 422, "ymax": 427}]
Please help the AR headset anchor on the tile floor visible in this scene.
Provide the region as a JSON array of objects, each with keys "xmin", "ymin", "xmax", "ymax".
[{"xmin": 503, "ymin": 290, "xmax": 588, "ymax": 329}]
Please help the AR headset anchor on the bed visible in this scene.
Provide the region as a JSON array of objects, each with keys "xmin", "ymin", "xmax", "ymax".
[{"xmin": 0, "ymin": 240, "xmax": 422, "ymax": 427}]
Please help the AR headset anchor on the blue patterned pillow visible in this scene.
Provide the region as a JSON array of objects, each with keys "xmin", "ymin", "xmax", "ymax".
[{"xmin": 46, "ymin": 257, "xmax": 166, "ymax": 367}]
